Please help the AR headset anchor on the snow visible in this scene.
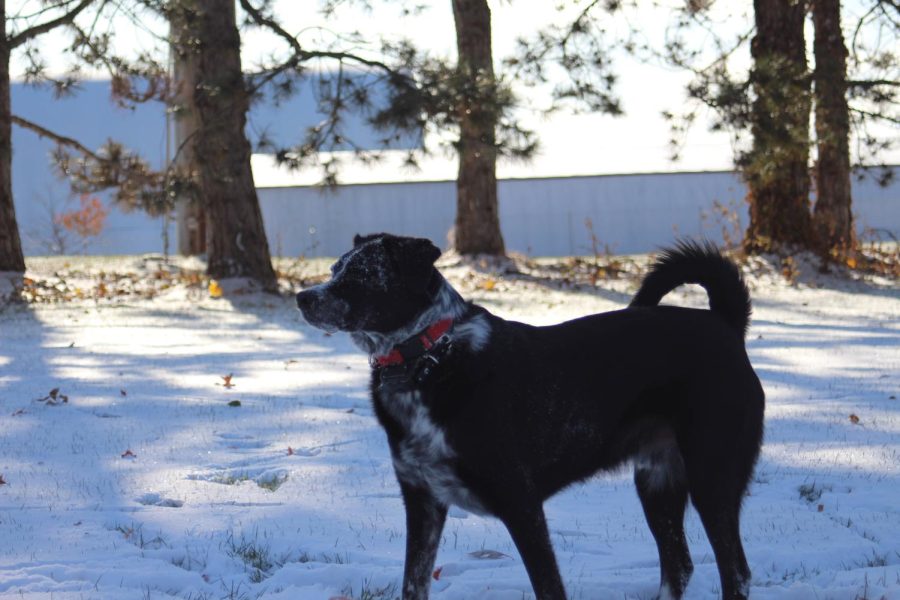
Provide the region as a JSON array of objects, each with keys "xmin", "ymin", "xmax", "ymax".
[{"xmin": 0, "ymin": 256, "xmax": 898, "ymax": 600}]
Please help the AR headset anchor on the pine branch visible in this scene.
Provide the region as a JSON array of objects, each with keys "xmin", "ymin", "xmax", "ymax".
[
  {"xmin": 8, "ymin": 0, "xmax": 95, "ymax": 49},
  {"xmin": 11, "ymin": 114, "xmax": 102, "ymax": 160}
]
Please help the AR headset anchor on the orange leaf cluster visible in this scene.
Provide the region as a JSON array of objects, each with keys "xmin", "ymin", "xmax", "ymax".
[{"xmin": 55, "ymin": 195, "xmax": 108, "ymax": 238}]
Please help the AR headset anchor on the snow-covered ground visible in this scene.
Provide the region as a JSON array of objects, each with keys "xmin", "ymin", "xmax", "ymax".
[{"xmin": 0, "ymin": 256, "xmax": 898, "ymax": 600}]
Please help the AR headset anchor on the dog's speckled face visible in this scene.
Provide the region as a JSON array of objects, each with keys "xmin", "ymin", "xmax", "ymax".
[{"xmin": 296, "ymin": 233, "xmax": 442, "ymax": 334}]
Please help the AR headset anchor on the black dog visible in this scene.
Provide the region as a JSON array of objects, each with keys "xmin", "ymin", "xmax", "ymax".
[{"xmin": 296, "ymin": 233, "xmax": 764, "ymax": 600}]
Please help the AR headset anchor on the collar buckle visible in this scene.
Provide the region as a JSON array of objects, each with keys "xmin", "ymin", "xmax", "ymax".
[
  {"xmin": 372, "ymin": 320, "xmax": 455, "ymax": 387},
  {"xmin": 411, "ymin": 334, "xmax": 453, "ymax": 385}
]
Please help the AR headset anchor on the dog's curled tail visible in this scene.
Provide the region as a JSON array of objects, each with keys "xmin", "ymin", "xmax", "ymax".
[{"xmin": 630, "ymin": 240, "xmax": 752, "ymax": 338}]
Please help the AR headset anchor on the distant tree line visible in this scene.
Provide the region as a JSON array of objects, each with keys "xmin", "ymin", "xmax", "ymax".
[{"xmin": 1, "ymin": 1, "xmax": 896, "ymax": 288}]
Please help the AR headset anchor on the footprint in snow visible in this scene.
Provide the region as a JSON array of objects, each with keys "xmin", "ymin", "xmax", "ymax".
[
  {"xmin": 432, "ymin": 549, "xmax": 515, "ymax": 582},
  {"xmin": 287, "ymin": 446, "xmax": 321, "ymax": 457},
  {"xmin": 215, "ymin": 432, "xmax": 269, "ymax": 450},
  {"xmin": 187, "ymin": 466, "xmax": 289, "ymax": 491},
  {"xmin": 136, "ymin": 492, "xmax": 184, "ymax": 508}
]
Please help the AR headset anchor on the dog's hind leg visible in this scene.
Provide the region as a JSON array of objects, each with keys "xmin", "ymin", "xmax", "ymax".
[
  {"xmin": 681, "ymin": 385, "xmax": 760, "ymax": 599},
  {"xmin": 400, "ymin": 482, "xmax": 447, "ymax": 600},
  {"xmin": 634, "ymin": 433, "xmax": 694, "ymax": 599},
  {"xmin": 499, "ymin": 500, "xmax": 567, "ymax": 600},
  {"xmin": 690, "ymin": 496, "xmax": 750, "ymax": 600},
  {"xmin": 681, "ymin": 430, "xmax": 755, "ymax": 599}
]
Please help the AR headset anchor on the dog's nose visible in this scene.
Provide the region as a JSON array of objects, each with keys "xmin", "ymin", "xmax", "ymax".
[{"xmin": 296, "ymin": 290, "xmax": 315, "ymax": 311}]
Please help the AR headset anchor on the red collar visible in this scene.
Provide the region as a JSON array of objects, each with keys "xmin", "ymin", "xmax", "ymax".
[{"xmin": 373, "ymin": 318, "xmax": 454, "ymax": 367}]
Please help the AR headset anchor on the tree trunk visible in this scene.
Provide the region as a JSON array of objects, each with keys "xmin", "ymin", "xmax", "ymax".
[
  {"xmin": 744, "ymin": 0, "xmax": 814, "ymax": 253},
  {"xmin": 0, "ymin": 22, "xmax": 25, "ymax": 273},
  {"xmin": 812, "ymin": 0, "xmax": 854, "ymax": 253},
  {"xmin": 188, "ymin": 0, "xmax": 276, "ymax": 289},
  {"xmin": 170, "ymin": 18, "xmax": 206, "ymax": 257},
  {"xmin": 452, "ymin": 0, "xmax": 505, "ymax": 256}
]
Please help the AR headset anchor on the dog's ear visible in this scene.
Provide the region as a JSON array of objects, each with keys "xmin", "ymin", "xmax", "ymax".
[
  {"xmin": 383, "ymin": 236, "xmax": 441, "ymax": 290},
  {"xmin": 353, "ymin": 233, "xmax": 385, "ymax": 247}
]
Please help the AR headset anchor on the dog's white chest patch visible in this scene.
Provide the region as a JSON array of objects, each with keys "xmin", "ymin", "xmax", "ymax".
[{"xmin": 384, "ymin": 391, "xmax": 486, "ymax": 515}]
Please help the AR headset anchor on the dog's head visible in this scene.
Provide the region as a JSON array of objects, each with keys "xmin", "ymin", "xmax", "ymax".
[{"xmin": 296, "ymin": 233, "xmax": 442, "ymax": 334}]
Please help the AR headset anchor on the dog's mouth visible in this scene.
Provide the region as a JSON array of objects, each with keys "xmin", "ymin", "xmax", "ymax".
[
  {"xmin": 296, "ymin": 307, "xmax": 347, "ymax": 334},
  {"xmin": 296, "ymin": 289, "xmax": 352, "ymax": 334},
  {"xmin": 299, "ymin": 313, "xmax": 340, "ymax": 333}
]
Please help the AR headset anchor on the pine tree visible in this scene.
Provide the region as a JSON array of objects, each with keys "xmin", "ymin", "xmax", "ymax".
[
  {"xmin": 1, "ymin": 0, "xmax": 93, "ymax": 272},
  {"xmin": 743, "ymin": 0, "xmax": 815, "ymax": 252},
  {"xmin": 170, "ymin": 0, "xmax": 276, "ymax": 288},
  {"xmin": 452, "ymin": 0, "xmax": 504, "ymax": 256},
  {"xmin": 812, "ymin": 0, "xmax": 854, "ymax": 253},
  {"xmin": 658, "ymin": 0, "xmax": 897, "ymax": 255}
]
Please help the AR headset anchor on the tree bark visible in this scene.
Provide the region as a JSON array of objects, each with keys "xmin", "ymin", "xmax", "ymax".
[
  {"xmin": 188, "ymin": 0, "xmax": 276, "ymax": 288},
  {"xmin": 171, "ymin": 16, "xmax": 206, "ymax": 257},
  {"xmin": 0, "ymin": 10, "xmax": 26, "ymax": 273},
  {"xmin": 452, "ymin": 0, "xmax": 505, "ymax": 256},
  {"xmin": 744, "ymin": 0, "xmax": 814, "ymax": 253},
  {"xmin": 812, "ymin": 0, "xmax": 854, "ymax": 253}
]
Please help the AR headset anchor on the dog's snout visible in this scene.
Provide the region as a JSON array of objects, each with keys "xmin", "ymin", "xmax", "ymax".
[
  {"xmin": 295, "ymin": 286, "xmax": 352, "ymax": 333},
  {"xmin": 296, "ymin": 289, "xmax": 315, "ymax": 311}
]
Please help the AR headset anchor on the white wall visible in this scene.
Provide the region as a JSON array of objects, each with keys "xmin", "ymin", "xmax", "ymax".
[
  {"xmin": 259, "ymin": 170, "xmax": 899, "ymax": 258},
  {"xmin": 19, "ymin": 167, "xmax": 897, "ymax": 258}
]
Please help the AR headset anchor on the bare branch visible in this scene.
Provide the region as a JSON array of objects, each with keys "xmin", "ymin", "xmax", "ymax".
[
  {"xmin": 847, "ymin": 79, "xmax": 900, "ymax": 89},
  {"xmin": 8, "ymin": 0, "xmax": 82, "ymax": 22},
  {"xmin": 850, "ymin": 2, "xmax": 881, "ymax": 63},
  {"xmin": 11, "ymin": 114, "xmax": 102, "ymax": 161},
  {"xmin": 238, "ymin": 0, "xmax": 411, "ymax": 81},
  {"xmin": 8, "ymin": 0, "xmax": 95, "ymax": 48},
  {"xmin": 851, "ymin": 107, "xmax": 900, "ymax": 124}
]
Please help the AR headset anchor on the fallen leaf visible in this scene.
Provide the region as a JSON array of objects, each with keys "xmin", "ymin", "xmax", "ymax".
[
  {"xmin": 287, "ymin": 447, "xmax": 294, "ymax": 456},
  {"xmin": 221, "ymin": 374, "xmax": 235, "ymax": 388},
  {"xmin": 37, "ymin": 388, "xmax": 69, "ymax": 405},
  {"xmin": 849, "ymin": 414, "xmax": 860, "ymax": 424},
  {"xmin": 817, "ymin": 504, "xmax": 824, "ymax": 512},
  {"xmin": 120, "ymin": 389, "xmax": 127, "ymax": 397},
  {"xmin": 481, "ymin": 278, "xmax": 497, "ymax": 291},
  {"xmin": 846, "ymin": 257, "xmax": 857, "ymax": 269},
  {"xmin": 0, "ymin": 474, "xmax": 6, "ymax": 485},
  {"xmin": 432, "ymin": 566, "xmax": 443, "ymax": 581},
  {"xmin": 121, "ymin": 449, "xmax": 137, "ymax": 459},
  {"xmin": 11, "ymin": 408, "xmax": 25, "ymax": 416},
  {"xmin": 208, "ymin": 280, "xmax": 223, "ymax": 298},
  {"xmin": 227, "ymin": 400, "xmax": 242, "ymax": 407}
]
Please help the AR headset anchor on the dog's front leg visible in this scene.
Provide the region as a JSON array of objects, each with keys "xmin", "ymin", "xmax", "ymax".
[
  {"xmin": 400, "ymin": 481, "xmax": 448, "ymax": 600},
  {"xmin": 500, "ymin": 501, "xmax": 567, "ymax": 600}
]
